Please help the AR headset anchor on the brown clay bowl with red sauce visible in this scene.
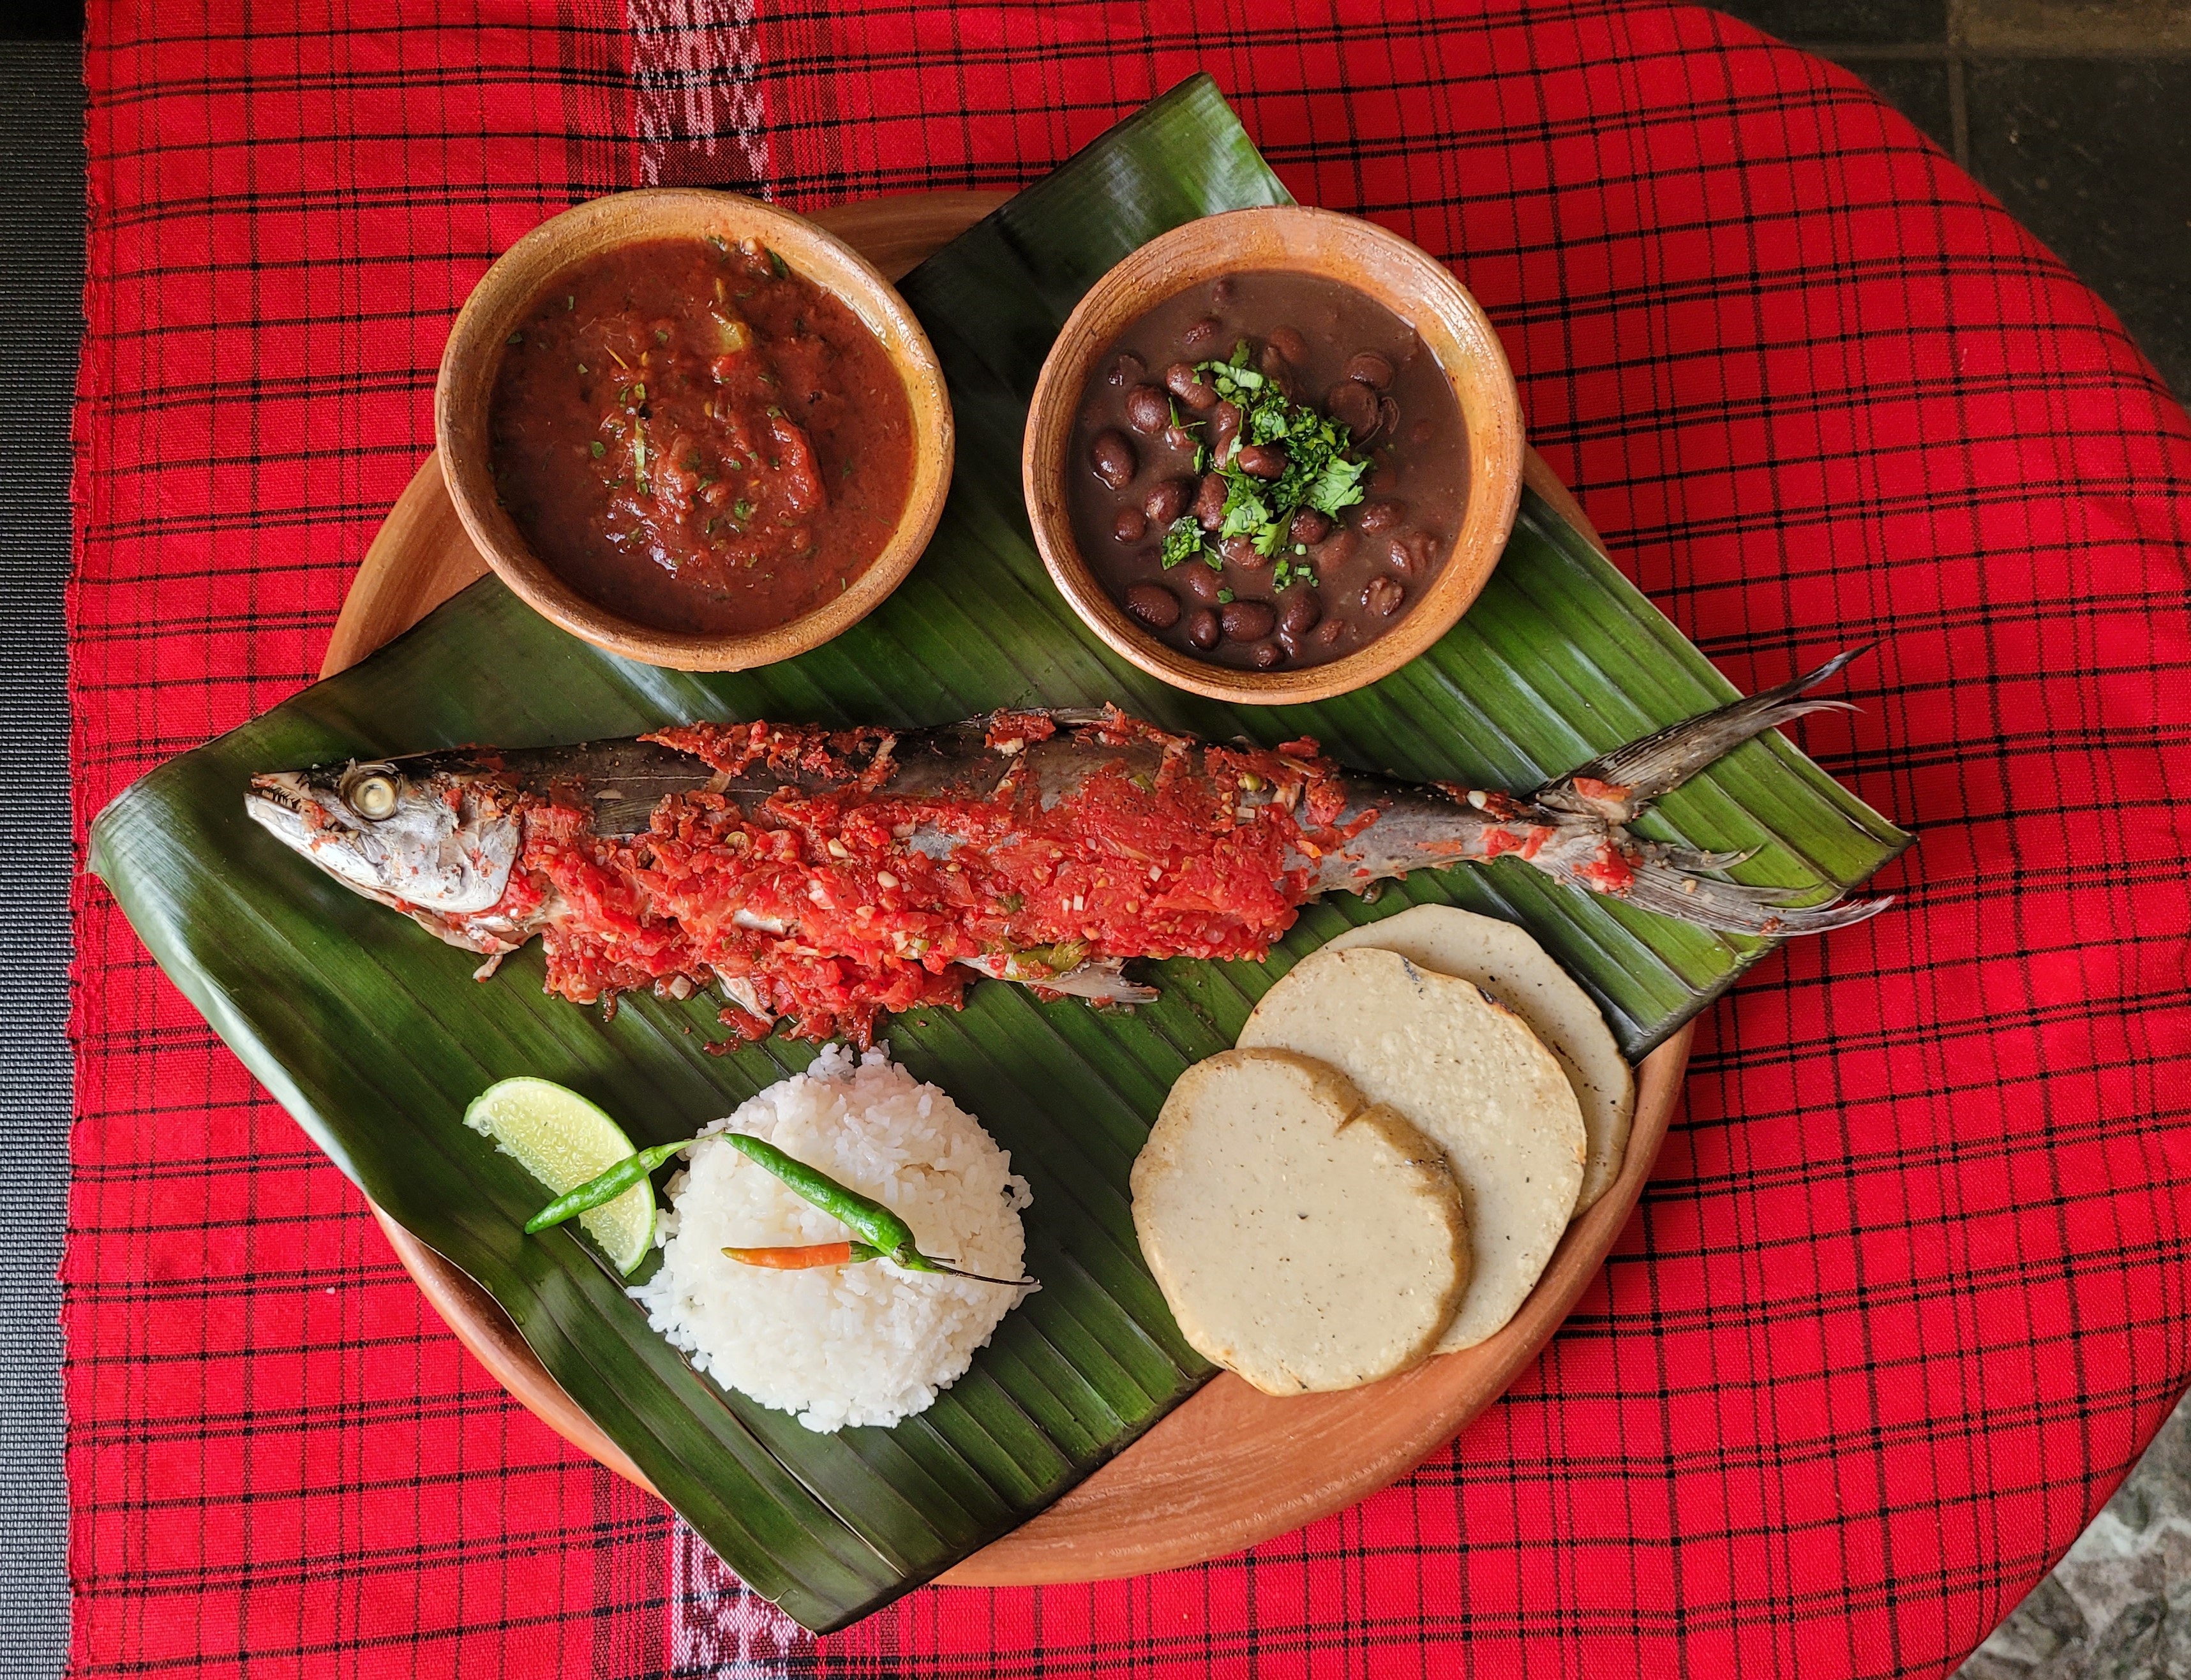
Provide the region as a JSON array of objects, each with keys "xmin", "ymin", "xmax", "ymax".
[
  {"xmin": 437, "ymin": 189, "xmax": 953, "ymax": 671},
  {"xmin": 1024, "ymin": 207, "xmax": 1523, "ymax": 704}
]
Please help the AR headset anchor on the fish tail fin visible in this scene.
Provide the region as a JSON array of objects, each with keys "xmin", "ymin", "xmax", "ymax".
[
  {"xmin": 1560, "ymin": 852, "xmax": 1895, "ymax": 937},
  {"xmin": 1536, "ymin": 645, "xmax": 1871, "ymax": 821}
]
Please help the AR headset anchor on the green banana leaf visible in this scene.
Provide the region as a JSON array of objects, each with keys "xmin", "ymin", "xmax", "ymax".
[{"xmin": 88, "ymin": 75, "xmax": 1909, "ymax": 1632}]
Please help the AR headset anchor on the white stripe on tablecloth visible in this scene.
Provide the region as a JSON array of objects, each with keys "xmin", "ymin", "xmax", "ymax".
[
  {"xmin": 669, "ymin": 1515, "xmax": 811, "ymax": 1677},
  {"xmin": 628, "ymin": 0, "xmax": 770, "ymax": 191}
]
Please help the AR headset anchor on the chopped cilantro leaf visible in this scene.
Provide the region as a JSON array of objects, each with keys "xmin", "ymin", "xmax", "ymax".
[
  {"xmin": 1160, "ymin": 516, "xmax": 1204, "ymax": 569},
  {"xmin": 1306, "ymin": 455, "xmax": 1370, "ymax": 517},
  {"xmin": 1218, "ymin": 485, "xmax": 1271, "ymax": 540},
  {"xmin": 1216, "ymin": 586, "xmax": 1236, "ymax": 604}
]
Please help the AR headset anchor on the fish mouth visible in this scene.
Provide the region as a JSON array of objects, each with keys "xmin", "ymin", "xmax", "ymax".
[
  {"xmin": 245, "ymin": 772, "xmax": 325, "ymax": 838},
  {"xmin": 246, "ymin": 770, "xmax": 355, "ymax": 833}
]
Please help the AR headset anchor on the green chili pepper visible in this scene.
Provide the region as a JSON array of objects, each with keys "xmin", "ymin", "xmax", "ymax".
[
  {"xmin": 724, "ymin": 1133, "xmax": 1031, "ymax": 1287},
  {"xmin": 723, "ymin": 1133, "xmax": 913, "ymax": 1251},
  {"xmin": 523, "ymin": 1140, "xmax": 689, "ymax": 1232}
]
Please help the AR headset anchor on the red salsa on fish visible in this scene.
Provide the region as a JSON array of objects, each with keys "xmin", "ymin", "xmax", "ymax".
[{"xmin": 488, "ymin": 235, "xmax": 916, "ymax": 636}]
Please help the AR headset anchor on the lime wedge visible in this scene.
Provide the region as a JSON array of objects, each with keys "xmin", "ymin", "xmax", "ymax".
[{"xmin": 464, "ymin": 1077, "xmax": 657, "ymax": 1274}]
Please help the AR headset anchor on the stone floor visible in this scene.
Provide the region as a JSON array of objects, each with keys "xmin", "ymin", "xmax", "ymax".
[{"xmin": 1711, "ymin": 1, "xmax": 2191, "ymax": 1672}]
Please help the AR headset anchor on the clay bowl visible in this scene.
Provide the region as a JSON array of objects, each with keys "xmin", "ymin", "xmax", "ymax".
[
  {"xmin": 436, "ymin": 189, "xmax": 953, "ymax": 671},
  {"xmin": 1024, "ymin": 206, "xmax": 1523, "ymax": 705}
]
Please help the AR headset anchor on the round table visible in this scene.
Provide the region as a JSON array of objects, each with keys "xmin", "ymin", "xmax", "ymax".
[{"xmin": 64, "ymin": 3, "xmax": 2191, "ymax": 1676}]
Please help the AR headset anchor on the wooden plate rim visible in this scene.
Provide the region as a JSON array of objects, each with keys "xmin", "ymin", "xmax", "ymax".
[{"xmin": 327, "ymin": 189, "xmax": 1689, "ymax": 1588}]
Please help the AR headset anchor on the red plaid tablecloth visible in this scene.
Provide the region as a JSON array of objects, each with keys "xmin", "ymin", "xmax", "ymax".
[{"xmin": 67, "ymin": 3, "xmax": 2191, "ymax": 1675}]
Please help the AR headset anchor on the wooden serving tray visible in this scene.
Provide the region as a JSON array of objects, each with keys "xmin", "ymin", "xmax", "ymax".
[{"xmin": 330, "ymin": 190, "xmax": 1691, "ymax": 1587}]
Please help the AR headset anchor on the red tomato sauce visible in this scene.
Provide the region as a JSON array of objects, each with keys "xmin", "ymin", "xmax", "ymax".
[
  {"xmin": 488, "ymin": 235, "xmax": 915, "ymax": 636},
  {"xmin": 467, "ymin": 717, "xmax": 1365, "ymax": 1047}
]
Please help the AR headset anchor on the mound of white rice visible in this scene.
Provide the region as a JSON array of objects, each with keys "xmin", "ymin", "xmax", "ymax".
[{"xmin": 631, "ymin": 1044, "xmax": 1034, "ymax": 1433}]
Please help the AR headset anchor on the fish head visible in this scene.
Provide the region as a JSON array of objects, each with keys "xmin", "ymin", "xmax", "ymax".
[{"xmin": 245, "ymin": 758, "xmax": 520, "ymax": 918}]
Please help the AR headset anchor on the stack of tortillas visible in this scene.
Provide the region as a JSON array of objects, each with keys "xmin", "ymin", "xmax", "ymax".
[{"xmin": 1131, "ymin": 905, "xmax": 1637, "ymax": 1396}]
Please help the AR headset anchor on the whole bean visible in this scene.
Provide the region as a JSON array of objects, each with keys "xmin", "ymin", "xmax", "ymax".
[
  {"xmin": 1361, "ymin": 576, "xmax": 1406, "ymax": 617},
  {"xmin": 1144, "ymin": 477, "xmax": 1192, "ymax": 526},
  {"xmin": 1178, "ymin": 565, "xmax": 1222, "ymax": 604},
  {"xmin": 1208, "ymin": 399, "xmax": 1242, "ymax": 459},
  {"xmin": 1387, "ymin": 531, "xmax": 1438, "ymax": 578},
  {"xmin": 1289, "ymin": 507, "xmax": 1333, "ymax": 546},
  {"xmin": 1124, "ymin": 384, "xmax": 1170, "ymax": 435},
  {"xmin": 1165, "ymin": 361, "xmax": 1218, "ymax": 412},
  {"xmin": 1193, "ymin": 473, "xmax": 1229, "ymax": 530},
  {"xmin": 1124, "ymin": 583, "xmax": 1181, "ymax": 630},
  {"xmin": 1378, "ymin": 394, "xmax": 1401, "ymax": 438},
  {"xmin": 1186, "ymin": 607, "xmax": 1221, "ymax": 650},
  {"xmin": 1313, "ymin": 526, "xmax": 1359, "ymax": 567},
  {"xmin": 1326, "ymin": 379, "xmax": 1381, "ymax": 439},
  {"xmin": 1162, "ymin": 423, "xmax": 1199, "ymax": 454},
  {"xmin": 1257, "ymin": 344, "xmax": 1296, "ymax": 399},
  {"xmin": 1089, "ymin": 429, "xmax": 1137, "ymax": 490},
  {"xmin": 1221, "ymin": 599, "xmax": 1277, "ymax": 641},
  {"xmin": 1220, "ymin": 535, "xmax": 1267, "ymax": 569},
  {"xmin": 1312, "ymin": 617, "xmax": 1345, "ymax": 647},
  {"xmin": 1113, "ymin": 505, "xmax": 1148, "ymax": 543},
  {"xmin": 1181, "ymin": 315, "xmax": 1223, "ymax": 352},
  {"xmin": 1269, "ymin": 325, "xmax": 1308, "ymax": 365},
  {"xmin": 1235, "ymin": 443, "xmax": 1288, "ymax": 480},
  {"xmin": 1359, "ymin": 500, "xmax": 1406, "ymax": 532},
  {"xmin": 1248, "ymin": 640, "xmax": 1285, "ymax": 670},
  {"xmin": 1277, "ymin": 588, "xmax": 1323, "ymax": 636},
  {"xmin": 1344, "ymin": 350, "xmax": 1395, "ymax": 389}
]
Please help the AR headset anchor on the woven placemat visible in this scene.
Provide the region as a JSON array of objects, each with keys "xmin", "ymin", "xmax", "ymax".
[{"xmin": 0, "ymin": 38, "xmax": 81, "ymax": 1680}]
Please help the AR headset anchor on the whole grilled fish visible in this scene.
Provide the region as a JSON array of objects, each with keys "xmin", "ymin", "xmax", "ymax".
[{"xmin": 245, "ymin": 651, "xmax": 1886, "ymax": 1044}]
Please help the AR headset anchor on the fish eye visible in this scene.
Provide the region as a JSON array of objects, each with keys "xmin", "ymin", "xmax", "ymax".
[{"xmin": 342, "ymin": 767, "xmax": 401, "ymax": 821}]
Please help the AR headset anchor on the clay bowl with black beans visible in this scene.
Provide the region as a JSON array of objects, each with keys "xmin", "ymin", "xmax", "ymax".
[{"xmin": 1023, "ymin": 206, "xmax": 1523, "ymax": 704}]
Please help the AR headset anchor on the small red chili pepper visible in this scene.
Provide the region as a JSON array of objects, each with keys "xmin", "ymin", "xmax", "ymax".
[{"xmin": 721, "ymin": 1239, "xmax": 886, "ymax": 1270}]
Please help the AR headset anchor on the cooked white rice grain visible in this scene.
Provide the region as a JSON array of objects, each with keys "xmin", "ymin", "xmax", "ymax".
[{"xmin": 631, "ymin": 1044, "xmax": 1033, "ymax": 1433}]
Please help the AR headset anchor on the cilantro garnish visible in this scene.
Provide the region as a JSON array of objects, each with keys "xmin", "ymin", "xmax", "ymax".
[
  {"xmin": 1165, "ymin": 342, "xmax": 1370, "ymax": 577},
  {"xmin": 1159, "ymin": 516, "xmax": 1205, "ymax": 570}
]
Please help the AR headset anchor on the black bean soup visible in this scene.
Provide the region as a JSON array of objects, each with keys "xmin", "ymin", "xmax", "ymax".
[{"xmin": 1067, "ymin": 271, "xmax": 1467, "ymax": 671}]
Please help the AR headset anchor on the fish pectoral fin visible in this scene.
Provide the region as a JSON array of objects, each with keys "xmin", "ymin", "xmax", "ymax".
[
  {"xmin": 405, "ymin": 907, "xmax": 520, "ymax": 957},
  {"xmin": 955, "ymin": 954, "xmax": 1158, "ymax": 1005}
]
